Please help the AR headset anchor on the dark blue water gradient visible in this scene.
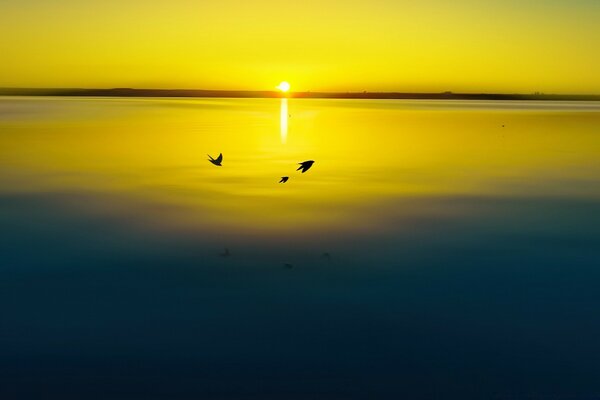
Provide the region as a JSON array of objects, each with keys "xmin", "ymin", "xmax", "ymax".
[{"xmin": 1, "ymin": 189, "xmax": 600, "ymax": 399}]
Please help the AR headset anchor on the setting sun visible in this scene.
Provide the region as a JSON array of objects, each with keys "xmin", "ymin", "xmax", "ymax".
[{"xmin": 277, "ymin": 81, "xmax": 290, "ymax": 92}]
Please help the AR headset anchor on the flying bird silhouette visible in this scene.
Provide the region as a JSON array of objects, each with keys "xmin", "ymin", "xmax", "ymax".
[
  {"xmin": 279, "ymin": 176, "xmax": 289, "ymax": 183},
  {"xmin": 219, "ymin": 248, "xmax": 230, "ymax": 257},
  {"xmin": 208, "ymin": 153, "xmax": 223, "ymax": 166},
  {"xmin": 297, "ymin": 160, "xmax": 314, "ymax": 173},
  {"xmin": 321, "ymin": 252, "xmax": 332, "ymax": 261},
  {"xmin": 284, "ymin": 263, "xmax": 293, "ymax": 269}
]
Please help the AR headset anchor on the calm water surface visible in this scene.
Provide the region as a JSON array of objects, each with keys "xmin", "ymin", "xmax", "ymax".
[{"xmin": 1, "ymin": 97, "xmax": 600, "ymax": 399}]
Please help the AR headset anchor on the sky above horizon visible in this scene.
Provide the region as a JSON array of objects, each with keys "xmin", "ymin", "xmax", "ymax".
[{"xmin": 1, "ymin": 0, "xmax": 600, "ymax": 93}]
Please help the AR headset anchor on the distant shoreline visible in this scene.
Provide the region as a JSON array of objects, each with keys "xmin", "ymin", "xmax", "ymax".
[{"xmin": 1, "ymin": 88, "xmax": 600, "ymax": 101}]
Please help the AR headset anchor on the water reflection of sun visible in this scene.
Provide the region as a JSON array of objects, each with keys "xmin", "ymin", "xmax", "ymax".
[{"xmin": 280, "ymin": 98, "xmax": 288, "ymax": 144}]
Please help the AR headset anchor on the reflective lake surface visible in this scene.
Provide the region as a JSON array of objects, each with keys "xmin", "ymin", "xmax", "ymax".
[{"xmin": 1, "ymin": 97, "xmax": 600, "ymax": 399}]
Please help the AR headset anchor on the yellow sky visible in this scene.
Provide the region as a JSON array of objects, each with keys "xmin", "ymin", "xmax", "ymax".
[{"xmin": 1, "ymin": 0, "xmax": 599, "ymax": 93}]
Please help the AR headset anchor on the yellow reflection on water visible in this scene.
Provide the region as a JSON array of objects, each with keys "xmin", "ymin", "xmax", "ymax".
[
  {"xmin": 280, "ymin": 98, "xmax": 288, "ymax": 144},
  {"xmin": 0, "ymin": 97, "xmax": 599, "ymax": 235}
]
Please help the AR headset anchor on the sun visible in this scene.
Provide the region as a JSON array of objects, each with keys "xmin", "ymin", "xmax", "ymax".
[{"xmin": 276, "ymin": 81, "xmax": 290, "ymax": 93}]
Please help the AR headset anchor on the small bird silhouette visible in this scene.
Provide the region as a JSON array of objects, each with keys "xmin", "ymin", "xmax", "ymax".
[
  {"xmin": 219, "ymin": 248, "xmax": 230, "ymax": 257},
  {"xmin": 284, "ymin": 263, "xmax": 293, "ymax": 269},
  {"xmin": 297, "ymin": 160, "xmax": 314, "ymax": 173},
  {"xmin": 321, "ymin": 252, "xmax": 331, "ymax": 261},
  {"xmin": 279, "ymin": 176, "xmax": 289, "ymax": 183},
  {"xmin": 208, "ymin": 153, "xmax": 223, "ymax": 166}
]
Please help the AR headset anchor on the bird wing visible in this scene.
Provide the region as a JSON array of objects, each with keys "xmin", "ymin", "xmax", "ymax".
[{"xmin": 215, "ymin": 153, "xmax": 223, "ymax": 163}]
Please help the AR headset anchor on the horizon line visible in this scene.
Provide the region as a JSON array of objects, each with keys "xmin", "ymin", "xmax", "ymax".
[{"xmin": 1, "ymin": 87, "xmax": 600, "ymax": 101}]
